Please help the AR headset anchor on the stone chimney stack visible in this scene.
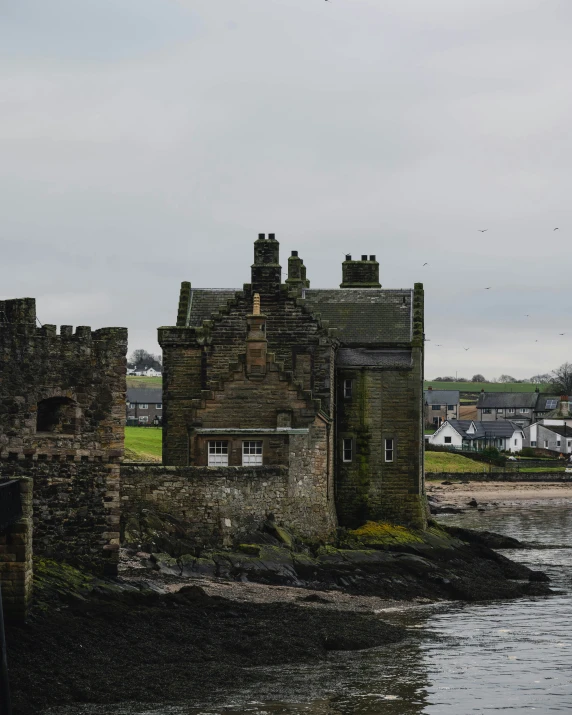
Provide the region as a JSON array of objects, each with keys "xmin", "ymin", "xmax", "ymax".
[
  {"xmin": 286, "ymin": 250, "xmax": 310, "ymax": 293},
  {"xmin": 251, "ymin": 233, "xmax": 282, "ymax": 296},
  {"xmin": 246, "ymin": 293, "xmax": 267, "ymax": 377},
  {"xmin": 560, "ymin": 396, "xmax": 570, "ymax": 417},
  {"xmin": 340, "ymin": 254, "xmax": 381, "ymax": 288}
]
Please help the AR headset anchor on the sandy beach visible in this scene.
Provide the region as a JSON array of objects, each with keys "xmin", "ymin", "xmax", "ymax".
[{"xmin": 427, "ymin": 480, "xmax": 572, "ymax": 509}]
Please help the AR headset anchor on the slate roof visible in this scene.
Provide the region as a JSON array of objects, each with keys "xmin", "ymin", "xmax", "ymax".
[
  {"xmin": 187, "ymin": 289, "xmax": 240, "ymax": 327},
  {"xmin": 337, "ymin": 348, "xmax": 412, "ymax": 368},
  {"xmin": 477, "ymin": 392, "xmax": 539, "ymax": 409},
  {"xmin": 424, "ymin": 390, "xmax": 460, "ymax": 405},
  {"xmin": 539, "ymin": 424, "xmax": 572, "ymax": 438},
  {"xmin": 303, "ymin": 289, "xmax": 412, "ymax": 344},
  {"xmin": 185, "ymin": 287, "xmax": 414, "ymax": 345},
  {"xmin": 535, "ymin": 396, "xmax": 560, "ymax": 411},
  {"xmin": 448, "ymin": 419, "xmax": 523, "ymax": 439},
  {"xmin": 126, "ymin": 388, "xmax": 162, "ymax": 404}
]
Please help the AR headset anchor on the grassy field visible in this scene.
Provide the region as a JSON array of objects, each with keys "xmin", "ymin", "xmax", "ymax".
[
  {"xmin": 126, "ymin": 376, "xmax": 162, "ymax": 388},
  {"xmin": 424, "ymin": 381, "xmax": 550, "ymax": 393},
  {"xmin": 125, "ymin": 426, "xmax": 162, "ymax": 461},
  {"xmin": 425, "ymin": 451, "xmax": 487, "ymax": 473}
]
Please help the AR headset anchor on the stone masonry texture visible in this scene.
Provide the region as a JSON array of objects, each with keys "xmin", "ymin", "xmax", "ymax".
[
  {"xmin": 0, "ymin": 297, "xmax": 127, "ymax": 574},
  {"xmin": 157, "ymin": 235, "xmax": 426, "ymax": 534}
]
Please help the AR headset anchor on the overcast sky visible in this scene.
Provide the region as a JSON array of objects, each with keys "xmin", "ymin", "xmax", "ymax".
[{"xmin": 2, "ymin": 0, "xmax": 571, "ymax": 380}]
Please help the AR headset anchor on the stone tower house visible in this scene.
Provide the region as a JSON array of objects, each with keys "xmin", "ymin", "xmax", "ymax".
[{"xmin": 159, "ymin": 234, "xmax": 426, "ymax": 529}]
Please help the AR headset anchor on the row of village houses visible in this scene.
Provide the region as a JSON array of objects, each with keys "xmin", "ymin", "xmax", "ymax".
[{"xmin": 425, "ymin": 387, "xmax": 572, "ymax": 454}]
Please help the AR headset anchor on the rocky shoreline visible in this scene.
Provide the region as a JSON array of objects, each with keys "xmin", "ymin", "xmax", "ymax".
[{"xmin": 5, "ymin": 518, "xmax": 553, "ymax": 715}]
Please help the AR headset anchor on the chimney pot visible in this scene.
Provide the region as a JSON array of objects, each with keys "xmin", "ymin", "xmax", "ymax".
[
  {"xmin": 346, "ymin": 254, "xmax": 351, "ymax": 261},
  {"xmin": 361, "ymin": 254, "xmax": 367, "ymax": 261},
  {"xmin": 258, "ymin": 233, "xmax": 265, "ymax": 240},
  {"xmin": 291, "ymin": 250, "xmax": 298, "ymax": 257},
  {"xmin": 370, "ymin": 255, "xmax": 376, "ymax": 261},
  {"xmin": 268, "ymin": 233, "xmax": 276, "ymax": 241}
]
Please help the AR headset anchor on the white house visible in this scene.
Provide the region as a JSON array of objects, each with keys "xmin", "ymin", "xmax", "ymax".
[
  {"xmin": 524, "ymin": 422, "xmax": 572, "ymax": 454},
  {"xmin": 429, "ymin": 419, "xmax": 524, "ymax": 453}
]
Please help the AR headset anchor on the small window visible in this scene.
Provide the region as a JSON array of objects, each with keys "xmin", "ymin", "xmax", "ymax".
[
  {"xmin": 507, "ymin": 408, "xmax": 515, "ymax": 414},
  {"xmin": 138, "ymin": 416, "xmax": 148, "ymax": 424},
  {"xmin": 242, "ymin": 441, "xmax": 263, "ymax": 466},
  {"xmin": 557, "ymin": 441, "xmax": 561, "ymax": 447},
  {"xmin": 343, "ymin": 380, "xmax": 353, "ymax": 398},
  {"xmin": 431, "ymin": 405, "xmax": 442, "ymax": 411},
  {"xmin": 432, "ymin": 417, "xmax": 439, "ymax": 426},
  {"xmin": 514, "ymin": 439, "xmax": 517, "ymax": 446},
  {"xmin": 128, "ymin": 402, "xmax": 135, "ymax": 409},
  {"xmin": 544, "ymin": 440, "xmax": 548, "ymax": 448},
  {"xmin": 568, "ymin": 441, "xmax": 571, "ymax": 448},
  {"xmin": 483, "ymin": 409, "xmax": 492, "ymax": 414},
  {"xmin": 531, "ymin": 441, "xmax": 537, "ymax": 447},
  {"xmin": 497, "ymin": 409, "xmax": 503, "ymax": 414},
  {"xmin": 447, "ymin": 404, "xmax": 455, "ymax": 411},
  {"xmin": 208, "ymin": 441, "xmax": 229, "ymax": 466},
  {"xmin": 139, "ymin": 403, "xmax": 148, "ymax": 410},
  {"xmin": 444, "ymin": 436, "xmax": 452, "ymax": 444},
  {"xmin": 342, "ymin": 438, "xmax": 353, "ymax": 462},
  {"xmin": 156, "ymin": 403, "xmax": 162, "ymax": 410},
  {"xmin": 520, "ymin": 408, "xmax": 528, "ymax": 414},
  {"xmin": 385, "ymin": 438, "xmax": 394, "ymax": 462}
]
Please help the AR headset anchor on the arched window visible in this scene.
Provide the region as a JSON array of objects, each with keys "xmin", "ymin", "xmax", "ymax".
[{"xmin": 36, "ymin": 397, "xmax": 79, "ymax": 435}]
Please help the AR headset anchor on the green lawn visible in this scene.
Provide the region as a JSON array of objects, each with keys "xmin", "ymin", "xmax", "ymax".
[
  {"xmin": 424, "ymin": 381, "xmax": 550, "ymax": 393},
  {"xmin": 125, "ymin": 426, "xmax": 162, "ymax": 461},
  {"xmin": 126, "ymin": 376, "xmax": 162, "ymax": 388},
  {"xmin": 425, "ymin": 451, "xmax": 487, "ymax": 473}
]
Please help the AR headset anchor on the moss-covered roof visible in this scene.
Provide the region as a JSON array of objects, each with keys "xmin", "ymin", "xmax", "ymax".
[{"xmin": 304, "ymin": 289, "xmax": 412, "ymax": 344}]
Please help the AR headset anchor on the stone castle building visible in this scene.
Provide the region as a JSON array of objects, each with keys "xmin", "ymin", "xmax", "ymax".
[
  {"xmin": 159, "ymin": 233, "xmax": 426, "ymax": 531},
  {"xmin": 0, "ymin": 297, "xmax": 127, "ymax": 575}
]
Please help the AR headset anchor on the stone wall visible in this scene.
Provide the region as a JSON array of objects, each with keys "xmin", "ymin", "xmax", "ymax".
[
  {"xmin": 427, "ymin": 472, "xmax": 572, "ymax": 482},
  {"xmin": 0, "ymin": 461, "xmax": 120, "ymax": 575},
  {"xmin": 0, "ymin": 298, "xmax": 127, "ymax": 462},
  {"xmin": 335, "ymin": 355, "xmax": 426, "ymax": 529},
  {"xmin": 0, "ymin": 478, "xmax": 33, "ymax": 621},
  {"xmin": 121, "ymin": 459, "xmax": 337, "ymax": 547}
]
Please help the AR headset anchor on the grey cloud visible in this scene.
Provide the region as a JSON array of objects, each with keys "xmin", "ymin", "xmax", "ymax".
[{"xmin": 2, "ymin": 0, "xmax": 572, "ymax": 378}]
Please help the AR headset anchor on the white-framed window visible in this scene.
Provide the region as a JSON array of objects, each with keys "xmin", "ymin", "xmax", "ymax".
[
  {"xmin": 544, "ymin": 440, "xmax": 548, "ymax": 448},
  {"xmin": 447, "ymin": 404, "xmax": 456, "ymax": 411},
  {"xmin": 156, "ymin": 403, "xmax": 162, "ymax": 410},
  {"xmin": 208, "ymin": 441, "xmax": 229, "ymax": 466},
  {"xmin": 343, "ymin": 380, "xmax": 353, "ymax": 398},
  {"xmin": 138, "ymin": 416, "xmax": 148, "ymax": 424},
  {"xmin": 444, "ymin": 436, "xmax": 452, "ymax": 444},
  {"xmin": 568, "ymin": 441, "xmax": 572, "ymax": 448},
  {"xmin": 385, "ymin": 438, "xmax": 394, "ymax": 462},
  {"xmin": 483, "ymin": 408, "xmax": 492, "ymax": 414},
  {"xmin": 128, "ymin": 402, "xmax": 135, "ymax": 409},
  {"xmin": 497, "ymin": 408, "xmax": 503, "ymax": 413},
  {"xmin": 514, "ymin": 439, "xmax": 517, "ymax": 445},
  {"xmin": 342, "ymin": 438, "xmax": 353, "ymax": 462},
  {"xmin": 139, "ymin": 403, "xmax": 148, "ymax": 410},
  {"xmin": 520, "ymin": 408, "xmax": 529, "ymax": 413},
  {"xmin": 507, "ymin": 408, "xmax": 515, "ymax": 414},
  {"xmin": 557, "ymin": 441, "xmax": 561, "ymax": 447},
  {"xmin": 242, "ymin": 441, "xmax": 263, "ymax": 466},
  {"xmin": 531, "ymin": 441, "xmax": 537, "ymax": 447}
]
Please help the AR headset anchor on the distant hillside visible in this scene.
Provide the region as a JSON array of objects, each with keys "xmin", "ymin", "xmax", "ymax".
[{"xmin": 424, "ymin": 381, "xmax": 550, "ymax": 394}]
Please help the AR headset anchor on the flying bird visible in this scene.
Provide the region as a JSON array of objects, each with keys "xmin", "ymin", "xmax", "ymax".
[
  {"xmin": 554, "ymin": 227, "xmax": 559, "ymax": 231},
  {"xmin": 484, "ymin": 287, "xmax": 491, "ymax": 290},
  {"xmin": 463, "ymin": 347, "xmax": 470, "ymax": 351},
  {"xmin": 435, "ymin": 344, "xmax": 443, "ymax": 347},
  {"xmin": 525, "ymin": 314, "xmax": 530, "ymax": 317},
  {"xmin": 423, "ymin": 262, "xmax": 428, "ymax": 266},
  {"xmin": 560, "ymin": 333, "xmax": 565, "ymax": 336},
  {"xmin": 478, "ymin": 229, "xmax": 488, "ymax": 232}
]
